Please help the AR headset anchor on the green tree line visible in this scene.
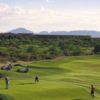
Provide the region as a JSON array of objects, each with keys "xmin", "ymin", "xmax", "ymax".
[{"xmin": 0, "ymin": 33, "xmax": 100, "ymax": 61}]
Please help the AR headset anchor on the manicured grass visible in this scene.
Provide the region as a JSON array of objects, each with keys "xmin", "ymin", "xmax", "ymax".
[{"xmin": 0, "ymin": 55, "xmax": 100, "ymax": 100}]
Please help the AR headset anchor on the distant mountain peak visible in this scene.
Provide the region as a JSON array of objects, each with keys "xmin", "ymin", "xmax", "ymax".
[{"xmin": 9, "ymin": 27, "xmax": 33, "ymax": 34}]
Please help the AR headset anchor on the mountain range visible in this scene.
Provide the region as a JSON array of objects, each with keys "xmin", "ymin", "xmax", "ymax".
[
  {"xmin": 38, "ymin": 31, "xmax": 100, "ymax": 38},
  {"xmin": 8, "ymin": 28, "xmax": 100, "ymax": 38}
]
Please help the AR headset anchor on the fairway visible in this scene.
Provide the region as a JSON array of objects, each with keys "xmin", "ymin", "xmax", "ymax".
[{"xmin": 0, "ymin": 56, "xmax": 100, "ymax": 100}]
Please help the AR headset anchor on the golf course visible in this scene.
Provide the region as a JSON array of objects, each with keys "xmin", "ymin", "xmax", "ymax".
[{"xmin": 0, "ymin": 55, "xmax": 100, "ymax": 100}]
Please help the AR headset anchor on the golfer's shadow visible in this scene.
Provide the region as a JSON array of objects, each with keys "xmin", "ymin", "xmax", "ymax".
[{"xmin": 19, "ymin": 82, "xmax": 35, "ymax": 85}]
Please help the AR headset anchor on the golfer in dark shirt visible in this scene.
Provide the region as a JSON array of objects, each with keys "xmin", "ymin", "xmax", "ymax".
[
  {"xmin": 91, "ymin": 84, "xmax": 95, "ymax": 98},
  {"xmin": 35, "ymin": 75, "xmax": 39, "ymax": 83}
]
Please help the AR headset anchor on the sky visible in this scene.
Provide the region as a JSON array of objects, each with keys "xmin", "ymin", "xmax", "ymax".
[{"xmin": 0, "ymin": 0, "xmax": 100, "ymax": 32}]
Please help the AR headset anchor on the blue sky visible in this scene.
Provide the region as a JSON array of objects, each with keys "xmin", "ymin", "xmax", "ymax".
[{"xmin": 0, "ymin": 0, "xmax": 100, "ymax": 32}]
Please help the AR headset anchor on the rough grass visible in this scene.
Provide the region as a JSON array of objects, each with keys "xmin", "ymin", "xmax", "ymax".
[{"xmin": 0, "ymin": 55, "xmax": 100, "ymax": 100}]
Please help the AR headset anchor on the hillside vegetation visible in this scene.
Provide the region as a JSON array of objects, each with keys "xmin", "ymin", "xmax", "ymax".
[{"xmin": 0, "ymin": 33, "xmax": 100, "ymax": 62}]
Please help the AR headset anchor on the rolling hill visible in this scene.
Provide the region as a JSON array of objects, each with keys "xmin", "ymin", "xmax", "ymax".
[{"xmin": 0, "ymin": 55, "xmax": 100, "ymax": 100}]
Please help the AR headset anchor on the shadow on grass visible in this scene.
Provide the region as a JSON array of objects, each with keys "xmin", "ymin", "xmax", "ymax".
[
  {"xmin": 29, "ymin": 65, "xmax": 71, "ymax": 74},
  {"xmin": 19, "ymin": 82, "xmax": 35, "ymax": 85},
  {"xmin": 29, "ymin": 65, "xmax": 63, "ymax": 70},
  {"xmin": 0, "ymin": 94, "xmax": 15, "ymax": 100},
  {"xmin": 95, "ymin": 88, "xmax": 100, "ymax": 94}
]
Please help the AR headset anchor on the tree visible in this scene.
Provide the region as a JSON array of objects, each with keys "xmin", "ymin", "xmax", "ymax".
[{"xmin": 93, "ymin": 45, "xmax": 100, "ymax": 54}]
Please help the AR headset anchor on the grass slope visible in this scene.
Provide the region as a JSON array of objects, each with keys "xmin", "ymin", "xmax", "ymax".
[{"xmin": 0, "ymin": 55, "xmax": 100, "ymax": 100}]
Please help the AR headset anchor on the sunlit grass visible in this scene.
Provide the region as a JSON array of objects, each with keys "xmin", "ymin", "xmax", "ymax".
[{"xmin": 0, "ymin": 55, "xmax": 100, "ymax": 100}]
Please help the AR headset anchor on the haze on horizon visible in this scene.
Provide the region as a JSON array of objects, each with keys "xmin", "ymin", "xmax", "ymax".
[{"xmin": 0, "ymin": 0, "xmax": 100, "ymax": 32}]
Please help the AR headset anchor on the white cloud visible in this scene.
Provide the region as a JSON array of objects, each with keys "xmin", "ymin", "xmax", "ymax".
[
  {"xmin": 0, "ymin": 3, "xmax": 100, "ymax": 32},
  {"xmin": 40, "ymin": 6, "xmax": 46, "ymax": 12},
  {"xmin": 0, "ymin": 3, "xmax": 10, "ymax": 13}
]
